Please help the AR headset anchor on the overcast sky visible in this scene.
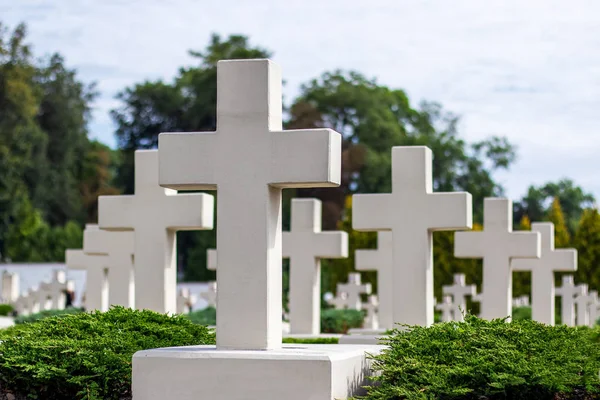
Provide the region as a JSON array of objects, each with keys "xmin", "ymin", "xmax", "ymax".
[{"xmin": 3, "ymin": 0, "xmax": 600, "ymax": 202}]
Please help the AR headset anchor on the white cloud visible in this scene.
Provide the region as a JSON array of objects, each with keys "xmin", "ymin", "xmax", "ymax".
[{"xmin": 3, "ymin": 0, "xmax": 600, "ymax": 201}]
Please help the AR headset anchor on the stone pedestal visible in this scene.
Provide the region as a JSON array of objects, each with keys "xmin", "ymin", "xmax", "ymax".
[{"xmin": 133, "ymin": 344, "xmax": 383, "ymax": 400}]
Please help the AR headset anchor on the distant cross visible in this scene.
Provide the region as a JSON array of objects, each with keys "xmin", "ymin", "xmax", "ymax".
[
  {"xmin": 283, "ymin": 198, "xmax": 348, "ymax": 335},
  {"xmin": 326, "ymin": 291, "xmax": 349, "ymax": 310},
  {"xmin": 512, "ymin": 222, "xmax": 577, "ymax": 325},
  {"xmin": 588, "ymin": 291, "xmax": 600, "ymax": 327},
  {"xmin": 158, "ymin": 59, "xmax": 341, "ymax": 350},
  {"xmin": 436, "ymin": 296, "xmax": 455, "ymax": 322},
  {"xmin": 200, "ymin": 281, "xmax": 217, "ymax": 308},
  {"xmin": 336, "ymin": 273, "xmax": 371, "ymax": 311},
  {"xmin": 442, "ymin": 273, "xmax": 476, "ymax": 322},
  {"xmin": 353, "ymin": 146, "xmax": 472, "ymax": 326},
  {"xmin": 512, "ymin": 295, "xmax": 530, "ymax": 308},
  {"xmin": 177, "ymin": 288, "xmax": 197, "ymax": 314},
  {"xmin": 207, "ymin": 249, "xmax": 217, "ymax": 271},
  {"xmin": 574, "ymin": 284, "xmax": 592, "ymax": 326},
  {"xmin": 455, "ymin": 198, "xmax": 540, "ymax": 320},
  {"xmin": 362, "ymin": 294, "xmax": 379, "ymax": 330},
  {"xmin": 555, "ymin": 275, "xmax": 582, "ymax": 326},
  {"xmin": 99, "ymin": 150, "xmax": 214, "ymax": 314},
  {"xmin": 1, "ymin": 271, "xmax": 19, "ymax": 303},
  {"xmin": 26, "ymin": 288, "xmax": 40, "ymax": 314},
  {"xmin": 12, "ymin": 295, "xmax": 29, "ymax": 316},
  {"xmin": 83, "ymin": 225, "xmax": 135, "ymax": 309},
  {"xmin": 355, "ymin": 231, "xmax": 393, "ymax": 329},
  {"xmin": 66, "ymin": 245, "xmax": 109, "ymax": 311},
  {"xmin": 42, "ymin": 270, "xmax": 69, "ymax": 310}
]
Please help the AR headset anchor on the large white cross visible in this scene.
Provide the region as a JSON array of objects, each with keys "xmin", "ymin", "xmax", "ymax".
[
  {"xmin": 282, "ymin": 198, "xmax": 348, "ymax": 335},
  {"xmin": 1, "ymin": 271, "xmax": 19, "ymax": 303},
  {"xmin": 555, "ymin": 275, "xmax": 582, "ymax": 326},
  {"xmin": 355, "ymin": 231, "xmax": 393, "ymax": 329},
  {"xmin": 511, "ymin": 222, "xmax": 577, "ymax": 325},
  {"xmin": 158, "ymin": 59, "xmax": 341, "ymax": 350},
  {"xmin": 65, "ymin": 246, "xmax": 109, "ymax": 312},
  {"xmin": 99, "ymin": 150, "xmax": 214, "ymax": 314},
  {"xmin": 455, "ymin": 198, "xmax": 540, "ymax": 320},
  {"xmin": 442, "ymin": 273, "xmax": 476, "ymax": 322},
  {"xmin": 336, "ymin": 273, "xmax": 371, "ymax": 311},
  {"xmin": 83, "ymin": 226, "xmax": 135, "ymax": 309},
  {"xmin": 353, "ymin": 146, "xmax": 472, "ymax": 326}
]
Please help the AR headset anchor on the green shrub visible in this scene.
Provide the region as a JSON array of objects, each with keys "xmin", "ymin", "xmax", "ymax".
[
  {"xmin": 185, "ymin": 306, "xmax": 216, "ymax": 326},
  {"xmin": 512, "ymin": 306, "xmax": 532, "ymax": 321},
  {"xmin": 14, "ymin": 307, "xmax": 84, "ymax": 324},
  {"xmin": 0, "ymin": 303, "xmax": 13, "ymax": 316},
  {"xmin": 320, "ymin": 309, "xmax": 364, "ymax": 333},
  {"xmin": 0, "ymin": 306, "xmax": 215, "ymax": 400},
  {"xmin": 282, "ymin": 337, "xmax": 339, "ymax": 344},
  {"xmin": 365, "ymin": 315, "xmax": 600, "ymax": 400}
]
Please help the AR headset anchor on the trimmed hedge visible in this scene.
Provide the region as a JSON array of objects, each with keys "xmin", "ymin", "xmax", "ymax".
[
  {"xmin": 0, "ymin": 307, "xmax": 215, "ymax": 400},
  {"xmin": 282, "ymin": 337, "xmax": 339, "ymax": 344},
  {"xmin": 321, "ymin": 309, "xmax": 364, "ymax": 333},
  {"xmin": 365, "ymin": 315, "xmax": 600, "ymax": 399},
  {"xmin": 0, "ymin": 304, "xmax": 13, "ymax": 316}
]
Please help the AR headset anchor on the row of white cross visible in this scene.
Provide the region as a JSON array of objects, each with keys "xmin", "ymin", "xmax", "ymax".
[{"xmin": 1, "ymin": 270, "xmax": 72, "ymax": 316}]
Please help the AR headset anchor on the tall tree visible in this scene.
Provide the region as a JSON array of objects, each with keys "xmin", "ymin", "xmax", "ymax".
[
  {"xmin": 573, "ymin": 209, "xmax": 600, "ymax": 290},
  {"xmin": 547, "ymin": 197, "xmax": 571, "ymax": 248}
]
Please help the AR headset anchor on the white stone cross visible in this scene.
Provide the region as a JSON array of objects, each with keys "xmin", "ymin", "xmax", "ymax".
[
  {"xmin": 99, "ymin": 149, "xmax": 214, "ymax": 314},
  {"xmin": 158, "ymin": 59, "xmax": 341, "ymax": 350},
  {"xmin": 355, "ymin": 231, "xmax": 393, "ymax": 329},
  {"xmin": 455, "ymin": 198, "xmax": 540, "ymax": 320},
  {"xmin": 12, "ymin": 295, "xmax": 29, "ymax": 316},
  {"xmin": 362, "ymin": 294, "xmax": 379, "ymax": 330},
  {"xmin": 436, "ymin": 295, "xmax": 455, "ymax": 322},
  {"xmin": 353, "ymin": 146, "xmax": 472, "ymax": 326},
  {"xmin": 588, "ymin": 290, "xmax": 599, "ymax": 327},
  {"xmin": 1, "ymin": 271, "xmax": 19, "ymax": 303},
  {"xmin": 511, "ymin": 222, "xmax": 577, "ymax": 325},
  {"xmin": 66, "ymin": 245, "xmax": 109, "ymax": 312},
  {"xmin": 336, "ymin": 273, "xmax": 371, "ymax": 311},
  {"xmin": 41, "ymin": 270, "xmax": 69, "ymax": 310},
  {"xmin": 574, "ymin": 284, "xmax": 591, "ymax": 326},
  {"xmin": 200, "ymin": 281, "xmax": 217, "ymax": 308},
  {"xmin": 326, "ymin": 291, "xmax": 349, "ymax": 310},
  {"xmin": 512, "ymin": 295, "xmax": 530, "ymax": 308},
  {"xmin": 442, "ymin": 273, "xmax": 476, "ymax": 322},
  {"xmin": 555, "ymin": 275, "xmax": 582, "ymax": 326},
  {"xmin": 283, "ymin": 198, "xmax": 348, "ymax": 335},
  {"xmin": 207, "ymin": 249, "xmax": 217, "ymax": 271},
  {"xmin": 24, "ymin": 288, "xmax": 40, "ymax": 314},
  {"xmin": 36, "ymin": 283, "xmax": 52, "ymax": 311},
  {"xmin": 83, "ymin": 225, "xmax": 135, "ymax": 309},
  {"xmin": 177, "ymin": 288, "xmax": 197, "ymax": 314}
]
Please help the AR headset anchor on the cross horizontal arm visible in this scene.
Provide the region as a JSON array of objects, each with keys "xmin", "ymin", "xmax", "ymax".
[
  {"xmin": 355, "ymin": 248, "xmax": 382, "ymax": 272},
  {"xmin": 508, "ymin": 232, "xmax": 541, "ymax": 258},
  {"xmin": 454, "ymin": 231, "xmax": 486, "ymax": 258},
  {"xmin": 98, "ymin": 196, "xmax": 136, "ymax": 231},
  {"xmin": 550, "ymin": 248, "xmax": 577, "ymax": 272},
  {"xmin": 352, "ymin": 193, "xmax": 393, "ymax": 231},
  {"xmin": 158, "ymin": 132, "xmax": 219, "ymax": 190},
  {"xmin": 270, "ymin": 129, "xmax": 341, "ymax": 188},
  {"xmin": 427, "ymin": 192, "xmax": 473, "ymax": 231},
  {"xmin": 313, "ymin": 231, "xmax": 348, "ymax": 258},
  {"xmin": 511, "ymin": 257, "xmax": 535, "ymax": 272},
  {"xmin": 160, "ymin": 193, "xmax": 215, "ymax": 230}
]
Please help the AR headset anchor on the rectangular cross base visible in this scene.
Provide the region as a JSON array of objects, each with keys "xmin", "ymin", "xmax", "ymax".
[
  {"xmin": 339, "ymin": 334, "xmax": 386, "ymax": 345},
  {"xmin": 132, "ymin": 344, "xmax": 383, "ymax": 400}
]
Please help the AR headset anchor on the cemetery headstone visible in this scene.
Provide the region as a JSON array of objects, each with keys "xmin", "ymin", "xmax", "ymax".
[
  {"xmin": 336, "ymin": 272, "xmax": 371, "ymax": 311},
  {"xmin": 455, "ymin": 198, "xmax": 540, "ymax": 320},
  {"xmin": 362, "ymin": 294, "xmax": 379, "ymax": 330},
  {"xmin": 588, "ymin": 290, "xmax": 599, "ymax": 327},
  {"xmin": 512, "ymin": 222, "xmax": 577, "ymax": 325},
  {"xmin": 99, "ymin": 149, "xmax": 214, "ymax": 314},
  {"xmin": 1, "ymin": 271, "xmax": 19, "ymax": 304},
  {"xmin": 442, "ymin": 273, "xmax": 476, "ymax": 322},
  {"xmin": 326, "ymin": 291, "xmax": 349, "ymax": 310},
  {"xmin": 574, "ymin": 284, "xmax": 592, "ymax": 326},
  {"xmin": 512, "ymin": 295, "xmax": 530, "ymax": 308},
  {"xmin": 66, "ymin": 245, "xmax": 109, "ymax": 312},
  {"xmin": 555, "ymin": 275, "xmax": 582, "ymax": 327},
  {"xmin": 436, "ymin": 295, "xmax": 455, "ymax": 322},
  {"xmin": 283, "ymin": 198, "xmax": 348, "ymax": 334},
  {"xmin": 355, "ymin": 231, "xmax": 393, "ymax": 329},
  {"xmin": 353, "ymin": 146, "xmax": 472, "ymax": 326}
]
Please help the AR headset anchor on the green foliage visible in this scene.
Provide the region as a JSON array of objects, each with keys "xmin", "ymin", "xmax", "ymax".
[
  {"xmin": 14, "ymin": 307, "xmax": 83, "ymax": 324},
  {"xmin": 511, "ymin": 306, "xmax": 532, "ymax": 321},
  {"xmin": 184, "ymin": 307, "xmax": 216, "ymax": 326},
  {"xmin": 0, "ymin": 307, "xmax": 215, "ymax": 400},
  {"xmin": 548, "ymin": 197, "xmax": 571, "ymax": 247},
  {"xmin": 282, "ymin": 337, "xmax": 339, "ymax": 344},
  {"xmin": 365, "ymin": 316, "xmax": 600, "ymax": 400},
  {"xmin": 320, "ymin": 309, "xmax": 364, "ymax": 333},
  {"xmin": 574, "ymin": 208, "xmax": 600, "ymax": 290},
  {"xmin": 0, "ymin": 303, "xmax": 13, "ymax": 316}
]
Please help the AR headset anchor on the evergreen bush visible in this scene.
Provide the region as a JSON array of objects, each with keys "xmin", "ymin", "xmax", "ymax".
[
  {"xmin": 14, "ymin": 307, "xmax": 84, "ymax": 324},
  {"xmin": 0, "ymin": 307, "xmax": 215, "ymax": 400},
  {"xmin": 321, "ymin": 309, "xmax": 364, "ymax": 333},
  {"xmin": 185, "ymin": 306, "xmax": 216, "ymax": 326},
  {"xmin": 365, "ymin": 315, "xmax": 600, "ymax": 399},
  {"xmin": 0, "ymin": 304, "xmax": 13, "ymax": 316}
]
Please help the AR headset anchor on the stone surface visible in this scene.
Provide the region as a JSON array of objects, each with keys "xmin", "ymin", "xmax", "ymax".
[
  {"xmin": 336, "ymin": 273, "xmax": 371, "ymax": 311},
  {"xmin": 455, "ymin": 198, "xmax": 540, "ymax": 320},
  {"xmin": 200, "ymin": 281, "xmax": 217, "ymax": 308},
  {"xmin": 512, "ymin": 222, "xmax": 577, "ymax": 325},
  {"xmin": 355, "ymin": 231, "xmax": 393, "ymax": 329},
  {"xmin": 555, "ymin": 275, "xmax": 582, "ymax": 327},
  {"xmin": 158, "ymin": 59, "xmax": 341, "ymax": 350},
  {"xmin": 43, "ymin": 270, "xmax": 69, "ymax": 310},
  {"xmin": 283, "ymin": 198, "xmax": 348, "ymax": 334},
  {"xmin": 574, "ymin": 284, "xmax": 591, "ymax": 326},
  {"xmin": 435, "ymin": 295, "xmax": 455, "ymax": 322},
  {"xmin": 99, "ymin": 149, "xmax": 214, "ymax": 314},
  {"xmin": 1, "ymin": 272, "xmax": 19, "ymax": 304},
  {"xmin": 133, "ymin": 344, "xmax": 383, "ymax": 400},
  {"xmin": 442, "ymin": 273, "xmax": 475, "ymax": 322},
  {"xmin": 338, "ymin": 334, "xmax": 385, "ymax": 345},
  {"xmin": 362, "ymin": 295, "xmax": 379, "ymax": 330},
  {"xmin": 588, "ymin": 291, "xmax": 599, "ymax": 327},
  {"xmin": 83, "ymin": 225, "xmax": 135, "ymax": 308},
  {"xmin": 326, "ymin": 291, "xmax": 349, "ymax": 310},
  {"xmin": 353, "ymin": 146, "xmax": 472, "ymax": 326},
  {"xmin": 65, "ymin": 245, "xmax": 109, "ymax": 312},
  {"xmin": 207, "ymin": 249, "xmax": 217, "ymax": 271}
]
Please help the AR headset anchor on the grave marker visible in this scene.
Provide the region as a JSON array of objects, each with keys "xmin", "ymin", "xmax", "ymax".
[
  {"xmin": 99, "ymin": 150, "xmax": 214, "ymax": 314},
  {"xmin": 362, "ymin": 295, "xmax": 379, "ymax": 330},
  {"xmin": 66, "ymin": 246, "xmax": 109, "ymax": 312},
  {"xmin": 574, "ymin": 284, "xmax": 591, "ymax": 326},
  {"xmin": 588, "ymin": 291, "xmax": 599, "ymax": 327},
  {"xmin": 336, "ymin": 273, "xmax": 371, "ymax": 311},
  {"xmin": 283, "ymin": 198, "xmax": 348, "ymax": 334},
  {"xmin": 442, "ymin": 273, "xmax": 476, "ymax": 322},
  {"xmin": 1, "ymin": 271, "xmax": 19, "ymax": 303},
  {"xmin": 177, "ymin": 288, "xmax": 197, "ymax": 314},
  {"xmin": 356, "ymin": 231, "xmax": 393, "ymax": 329},
  {"xmin": 353, "ymin": 146, "xmax": 472, "ymax": 326},
  {"xmin": 436, "ymin": 296, "xmax": 455, "ymax": 322},
  {"xmin": 455, "ymin": 198, "xmax": 540, "ymax": 320},
  {"xmin": 555, "ymin": 275, "xmax": 582, "ymax": 326},
  {"xmin": 512, "ymin": 222, "xmax": 577, "ymax": 325}
]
